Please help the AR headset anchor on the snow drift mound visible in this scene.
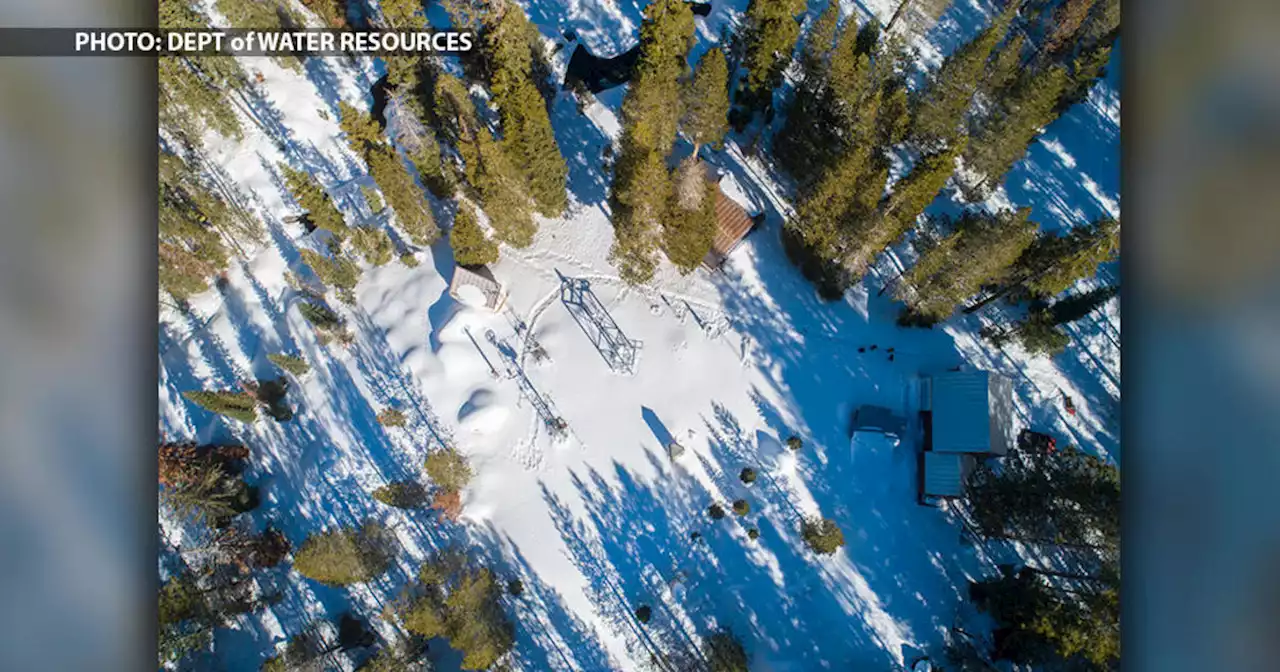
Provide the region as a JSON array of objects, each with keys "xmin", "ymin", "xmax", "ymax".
[{"xmin": 458, "ymin": 388, "xmax": 508, "ymax": 434}]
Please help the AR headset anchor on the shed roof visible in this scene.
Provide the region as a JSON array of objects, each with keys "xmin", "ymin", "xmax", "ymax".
[
  {"xmin": 923, "ymin": 451, "xmax": 965, "ymax": 498},
  {"xmin": 449, "ymin": 266, "xmax": 507, "ymax": 311},
  {"xmin": 930, "ymin": 370, "xmax": 1013, "ymax": 455}
]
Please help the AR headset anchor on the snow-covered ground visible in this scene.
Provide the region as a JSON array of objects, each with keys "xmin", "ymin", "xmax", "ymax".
[{"xmin": 159, "ymin": 0, "xmax": 1119, "ymax": 669}]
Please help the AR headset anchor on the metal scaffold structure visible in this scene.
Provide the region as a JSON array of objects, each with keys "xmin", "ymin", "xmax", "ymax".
[{"xmin": 557, "ymin": 270, "xmax": 640, "ymax": 374}]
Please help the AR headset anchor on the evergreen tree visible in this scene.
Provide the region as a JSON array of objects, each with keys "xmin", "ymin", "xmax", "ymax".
[
  {"xmin": 662, "ymin": 157, "xmax": 718, "ymax": 273},
  {"xmin": 339, "ymin": 101, "xmax": 386, "ymax": 159},
  {"xmin": 267, "ymin": 353, "xmax": 310, "ymax": 376},
  {"xmin": 183, "ymin": 389, "xmax": 258, "ymax": 423},
  {"xmin": 739, "ymin": 0, "xmax": 806, "ymax": 108},
  {"xmin": 897, "ymin": 208, "xmax": 1038, "ymax": 323},
  {"xmin": 350, "ymin": 226, "xmax": 395, "ymax": 266},
  {"xmin": 398, "ymin": 555, "xmax": 515, "ymax": 670},
  {"xmin": 964, "ymin": 63, "xmax": 1071, "ymax": 194},
  {"xmin": 909, "ymin": 2, "xmax": 1017, "ymax": 146},
  {"xmin": 980, "ymin": 32, "xmax": 1027, "ymax": 104},
  {"xmin": 367, "ymin": 146, "xmax": 441, "ymax": 246},
  {"xmin": 1041, "ymin": 0, "xmax": 1098, "ymax": 58},
  {"xmin": 158, "ymin": 152, "xmax": 235, "ymax": 300},
  {"xmin": 799, "ymin": 1, "xmax": 840, "ymax": 77},
  {"xmin": 372, "ymin": 481, "xmax": 431, "ymax": 508},
  {"xmin": 300, "ymin": 248, "xmax": 361, "ymax": 289},
  {"xmin": 298, "ymin": 301, "xmax": 343, "ymax": 331},
  {"xmin": 609, "ymin": 0, "xmax": 696, "ymax": 284},
  {"xmin": 280, "ymin": 164, "xmax": 349, "ymax": 239},
  {"xmin": 487, "ymin": 4, "xmax": 568, "ymax": 217},
  {"xmin": 1048, "ymin": 283, "xmax": 1118, "ymax": 324},
  {"xmin": 1015, "ymin": 310, "xmax": 1071, "ymax": 355},
  {"xmin": 215, "ymin": 0, "xmax": 303, "ymax": 71},
  {"xmin": 681, "ymin": 47, "xmax": 731, "ymax": 154},
  {"xmin": 801, "ymin": 517, "xmax": 846, "ymax": 555},
  {"xmin": 293, "ymin": 523, "xmax": 392, "ymax": 586},
  {"xmin": 159, "ymin": 0, "xmax": 247, "ymax": 141},
  {"xmin": 450, "ymin": 202, "xmax": 500, "ymax": 266},
  {"xmin": 1057, "ymin": 41, "xmax": 1113, "ymax": 113},
  {"xmin": 160, "ymin": 455, "xmax": 252, "ymax": 525},
  {"xmin": 299, "ymin": 0, "xmax": 348, "ymax": 28},
  {"xmin": 378, "ymin": 0, "xmax": 427, "ymax": 28},
  {"xmin": 425, "ymin": 448, "xmax": 473, "ymax": 493},
  {"xmin": 705, "ymin": 630, "xmax": 749, "ymax": 672},
  {"xmin": 435, "ymin": 74, "xmax": 537, "ymax": 248},
  {"xmin": 1013, "ymin": 216, "xmax": 1119, "ymax": 297}
]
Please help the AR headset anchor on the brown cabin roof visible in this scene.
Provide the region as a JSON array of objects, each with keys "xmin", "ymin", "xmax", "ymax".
[{"xmin": 694, "ymin": 161, "xmax": 756, "ymax": 268}]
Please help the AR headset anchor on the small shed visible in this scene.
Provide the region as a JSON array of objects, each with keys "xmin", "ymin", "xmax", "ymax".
[
  {"xmin": 922, "ymin": 451, "xmax": 966, "ymax": 499},
  {"xmin": 449, "ymin": 266, "xmax": 508, "ymax": 312},
  {"xmin": 701, "ymin": 166, "xmax": 763, "ymax": 268}
]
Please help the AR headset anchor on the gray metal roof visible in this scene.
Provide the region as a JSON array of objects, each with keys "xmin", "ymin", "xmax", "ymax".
[
  {"xmin": 923, "ymin": 451, "xmax": 964, "ymax": 498},
  {"xmin": 930, "ymin": 370, "xmax": 1013, "ymax": 455}
]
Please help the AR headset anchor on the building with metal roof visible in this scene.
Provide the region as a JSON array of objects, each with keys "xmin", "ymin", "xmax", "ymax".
[
  {"xmin": 922, "ymin": 451, "xmax": 965, "ymax": 498},
  {"xmin": 925, "ymin": 370, "xmax": 1015, "ymax": 456}
]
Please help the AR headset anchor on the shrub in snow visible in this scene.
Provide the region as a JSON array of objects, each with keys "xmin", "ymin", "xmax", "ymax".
[
  {"xmin": 372, "ymin": 481, "xmax": 430, "ymax": 509},
  {"xmin": 1016, "ymin": 309, "xmax": 1070, "ymax": 356},
  {"xmin": 635, "ymin": 605, "xmax": 652, "ymax": 623},
  {"xmin": 336, "ymin": 287, "xmax": 357, "ymax": 306},
  {"xmin": 508, "ymin": 579, "xmax": 524, "ymax": 597},
  {"xmin": 293, "ymin": 522, "xmax": 392, "ymax": 586},
  {"xmin": 300, "ymin": 249, "xmax": 360, "ymax": 290},
  {"xmin": 425, "ymin": 449, "xmax": 473, "ymax": 493},
  {"xmin": 739, "ymin": 467, "xmax": 757, "ymax": 484},
  {"xmin": 786, "ymin": 435, "xmax": 803, "ymax": 452},
  {"xmin": 159, "ymin": 454, "xmax": 256, "ymax": 527},
  {"xmin": 183, "ymin": 389, "xmax": 257, "ymax": 423},
  {"xmin": 377, "ymin": 408, "xmax": 407, "ymax": 427},
  {"xmin": 298, "ymin": 301, "xmax": 342, "ymax": 331},
  {"xmin": 732, "ymin": 499, "xmax": 750, "ymax": 516},
  {"xmin": 361, "ymin": 184, "xmax": 383, "ymax": 213},
  {"xmin": 801, "ymin": 517, "xmax": 846, "ymax": 555},
  {"xmin": 267, "ymin": 353, "xmax": 309, "ymax": 376},
  {"xmin": 400, "ymin": 252, "xmax": 420, "ymax": 267},
  {"xmin": 747, "ymin": 528, "xmax": 760, "ymax": 540},
  {"xmin": 704, "ymin": 630, "xmax": 749, "ymax": 672},
  {"xmin": 708, "ymin": 504, "xmax": 726, "ymax": 520}
]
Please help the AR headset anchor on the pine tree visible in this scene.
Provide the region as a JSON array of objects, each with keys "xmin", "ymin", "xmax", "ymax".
[
  {"xmin": 425, "ymin": 448, "xmax": 473, "ymax": 493},
  {"xmin": 378, "ymin": 0, "xmax": 427, "ymax": 28},
  {"xmin": 800, "ymin": 517, "xmax": 846, "ymax": 554},
  {"xmin": 398, "ymin": 555, "xmax": 515, "ymax": 670},
  {"xmin": 372, "ymin": 481, "xmax": 431, "ymax": 508},
  {"xmin": 897, "ymin": 208, "xmax": 1038, "ymax": 323},
  {"xmin": 1048, "ymin": 283, "xmax": 1118, "ymax": 324},
  {"xmin": 1041, "ymin": 0, "xmax": 1098, "ymax": 58},
  {"xmin": 183, "ymin": 389, "xmax": 258, "ymax": 423},
  {"xmin": 739, "ymin": 0, "xmax": 806, "ymax": 108},
  {"xmin": 980, "ymin": 32, "xmax": 1027, "ymax": 104},
  {"xmin": 909, "ymin": 2, "xmax": 1017, "ymax": 146},
  {"xmin": 158, "ymin": 152, "xmax": 235, "ymax": 300},
  {"xmin": 487, "ymin": 4, "xmax": 568, "ymax": 217},
  {"xmin": 799, "ymin": 1, "xmax": 840, "ymax": 77},
  {"xmin": 450, "ymin": 202, "xmax": 500, "ymax": 266},
  {"xmin": 267, "ymin": 353, "xmax": 310, "ymax": 376},
  {"xmin": 338, "ymin": 101, "xmax": 385, "ymax": 159},
  {"xmin": 215, "ymin": 0, "xmax": 303, "ymax": 71},
  {"xmin": 367, "ymin": 147, "xmax": 441, "ymax": 246},
  {"xmin": 1058, "ymin": 41, "xmax": 1113, "ymax": 113},
  {"xmin": 350, "ymin": 226, "xmax": 395, "ymax": 266},
  {"xmin": 662, "ymin": 157, "xmax": 718, "ymax": 273},
  {"xmin": 964, "ymin": 63, "xmax": 1071, "ymax": 194},
  {"xmin": 159, "ymin": 0, "xmax": 248, "ymax": 141},
  {"xmin": 435, "ymin": 74, "xmax": 537, "ymax": 248},
  {"xmin": 300, "ymin": 248, "xmax": 361, "ymax": 289},
  {"xmin": 1015, "ymin": 310, "xmax": 1071, "ymax": 355},
  {"xmin": 681, "ymin": 48, "xmax": 730, "ymax": 154},
  {"xmin": 609, "ymin": 0, "xmax": 696, "ymax": 284},
  {"xmin": 1012, "ymin": 217, "xmax": 1119, "ymax": 297},
  {"xmin": 299, "ymin": 0, "xmax": 348, "ymax": 28},
  {"xmin": 280, "ymin": 164, "xmax": 349, "ymax": 239},
  {"xmin": 293, "ymin": 523, "xmax": 392, "ymax": 586},
  {"xmin": 298, "ymin": 301, "xmax": 343, "ymax": 331}
]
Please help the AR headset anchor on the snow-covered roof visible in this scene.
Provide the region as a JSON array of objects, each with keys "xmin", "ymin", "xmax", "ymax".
[
  {"xmin": 929, "ymin": 370, "xmax": 1014, "ymax": 456},
  {"xmin": 715, "ymin": 170, "xmax": 762, "ymax": 216}
]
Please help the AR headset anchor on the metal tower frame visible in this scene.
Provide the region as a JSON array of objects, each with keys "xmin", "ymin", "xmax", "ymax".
[{"xmin": 557, "ymin": 270, "xmax": 639, "ymax": 373}]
